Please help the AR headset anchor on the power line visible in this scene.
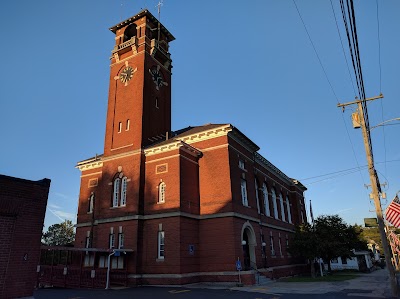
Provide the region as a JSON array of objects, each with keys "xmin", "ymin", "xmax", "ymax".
[
  {"xmin": 300, "ymin": 159, "xmax": 400, "ymax": 184},
  {"xmin": 341, "ymin": 0, "xmax": 380, "ymax": 189},
  {"xmin": 376, "ymin": 0, "xmax": 382, "ymax": 93},
  {"xmin": 293, "ymin": 0, "xmax": 368, "ymax": 192},
  {"xmin": 292, "ymin": 0, "xmax": 339, "ymax": 101},
  {"xmin": 330, "ymin": 0, "xmax": 357, "ymax": 97},
  {"xmin": 375, "ymin": 0, "xmax": 387, "ymax": 177}
]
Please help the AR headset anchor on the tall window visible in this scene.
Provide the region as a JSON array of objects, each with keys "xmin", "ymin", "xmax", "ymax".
[
  {"xmin": 158, "ymin": 231, "xmax": 165, "ymax": 259},
  {"xmin": 271, "ymin": 188, "xmax": 278, "ymax": 219},
  {"xmin": 158, "ymin": 182, "xmax": 166, "ymax": 203},
  {"xmin": 109, "ymin": 232, "xmax": 115, "ymax": 249},
  {"xmin": 270, "ymin": 234, "xmax": 275, "ymax": 256},
  {"xmin": 279, "ymin": 193, "xmax": 286, "ymax": 221},
  {"xmin": 262, "ymin": 183, "xmax": 271, "ymax": 216},
  {"xmin": 286, "ymin": 196, "xmax": 292, "ymax": 223},
  {"xmin": 85, "ymin": 231, "xmax": 91, "ymax": 248},
  {"xmin": 113, "ymin": 174, "xmax": 127, "ymax": 207},
  {"xmin": 84, "ymin": 255, "xmax": 94, "ymax": 267},
  {"xmin": 121, "ymin": 177, "xmax": 127, "ymax": 206},
  {"xmin": 88, "ymin": 193, "xmax": 94, "ymax": 213},
  {"xmin": 118, "ymin": 122, "xmax": 122, "ymax": 133},
  {"xmin": 241, "ymin": 179, "xmax": 248, "ymax": 206},
  {"xmin": 255, "ymin": 179, "xmax": 260, "ymax": 214},
  {"xmin": 278, "ymin": 236, "xmax": 283, "ymax": 256},
  {"xmin": 111, "ymin": 256, "xmax": 124, "ymax": 269},
  {"xmin": 118, "ymin": 233, "xmax": 124, "ymax": 249},
  {"xmin": 126, "ymin": 119, "xmax": 130, "ymax": 131},
  {"xmin": 113, "ymin": 178, "xmax": 120, "ymax": 207},
  {"xmin": 286, "ymin": 235, "xmax": 290, "ymax": 256}
]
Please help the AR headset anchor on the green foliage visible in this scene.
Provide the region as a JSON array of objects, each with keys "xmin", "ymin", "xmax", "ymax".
[
  {"xmin": 289, "ymin": 222, "xmax": 318, "ymax": 260},
  {"xmin": 314, "ymin": 215, "xmax": 366, "ymax": 271},
  {"xmin": 289, "ymin": 215, "xmax": 368, "ymax": 273},
  {"xmin": 42, "ymin": 220, "xmax": 75, "ymax": 246}
]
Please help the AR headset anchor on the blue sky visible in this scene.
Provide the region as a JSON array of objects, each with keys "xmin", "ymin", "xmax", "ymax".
[{"xmin": 1, "ymin": 1, "xmax": 399, "ymax": 230}]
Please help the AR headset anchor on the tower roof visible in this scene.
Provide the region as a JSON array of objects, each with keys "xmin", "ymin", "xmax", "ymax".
[{"xmin": 109, "ymin": 9, "xmax": 175, "ymax": 42}]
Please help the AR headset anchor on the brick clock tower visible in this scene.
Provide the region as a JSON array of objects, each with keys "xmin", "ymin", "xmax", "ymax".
[
  {"xmin": 75, "ymin": 9, "xmax": 175, "ymax": 280},
  {"xmin": 74, "ymin": 8, "xmax": 307, "ymax": 288},
  {"xmin": 104, "ymin": 10, "xmax": 174, "ymax": 156}
]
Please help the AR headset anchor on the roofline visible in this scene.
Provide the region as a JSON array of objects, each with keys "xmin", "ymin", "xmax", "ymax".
[
  {"xmin": 109, "ymin": 9, "xmax": 175, "ymax": 41},
  {"xmin": 0, "ymin": 174, "xmax": 51, "ymax": 187},
  {"xmin": 229, "ymin": 126, "xmax": 260, "ymax": 153}
]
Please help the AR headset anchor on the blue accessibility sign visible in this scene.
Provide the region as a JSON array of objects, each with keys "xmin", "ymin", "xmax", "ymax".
[{"xmin": 236, "ymin": 260, "xmax": 242, "ymax": 271}]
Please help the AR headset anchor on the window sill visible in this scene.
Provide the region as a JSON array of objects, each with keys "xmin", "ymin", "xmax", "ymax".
[
  {"xmin": 156, "ymin": 258, "xmax": 165, "ymax": 262},
  {"xmin": 242, "ymin": 204, "xmax": 251, "ymax": 208},
  {"xmin": 110, "ymin": 205, "xmax": 126, "ymax": 209},
  {"xmin": 157, "ymin": 201, "xmax": 165, "ymax": 205}
]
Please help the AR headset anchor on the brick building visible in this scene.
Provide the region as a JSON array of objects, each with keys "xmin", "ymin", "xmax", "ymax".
[
  {"xmin": 75, "ymin": 9, "xmax": 307, "ymax": 285},
  {"xmin": 0, "ymin": 175, "xmax": 50, "ymax": 299}
]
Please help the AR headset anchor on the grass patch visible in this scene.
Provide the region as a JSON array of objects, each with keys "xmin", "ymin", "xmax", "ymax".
[{"xmin": 279, "ymin": 274, "xmax": 358, "ymax": 282}]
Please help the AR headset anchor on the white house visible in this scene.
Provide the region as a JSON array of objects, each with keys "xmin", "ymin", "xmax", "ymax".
[{"xmin": 329, "ymin": 251, "xmax": 373, "ymax": 272}]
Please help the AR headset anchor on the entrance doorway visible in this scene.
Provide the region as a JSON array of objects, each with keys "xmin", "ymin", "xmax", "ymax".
[{"xmin": 241, "ymin": 222, "xmax": 257, "ymax": 270}]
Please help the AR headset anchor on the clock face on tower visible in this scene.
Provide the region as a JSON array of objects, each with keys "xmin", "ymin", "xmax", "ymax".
[
  {"xmin": 119, "ymin": 66, "xmax": 135, "ymax": 85},
  {"xmin": 149, "ymin": 65, "xmax": 168, "ymax": 90}
]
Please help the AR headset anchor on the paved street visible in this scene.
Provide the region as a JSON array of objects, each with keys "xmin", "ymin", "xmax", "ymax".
[{"xmin": 34, "ymin": 268, "xmax": 395, "ymax": 299}]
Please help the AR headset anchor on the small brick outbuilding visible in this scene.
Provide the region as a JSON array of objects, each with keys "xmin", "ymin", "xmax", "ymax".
[{"xmin": 0, "ymin": 175, "xmax": 50, "ymax": 299}]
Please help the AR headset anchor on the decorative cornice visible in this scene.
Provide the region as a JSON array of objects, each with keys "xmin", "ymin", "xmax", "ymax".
[
  {"xmin": 76, "ymin": 211, "xmax": 295, "ymax": 233},
  {"xmin": 144, "ymin": 140, "xmax": 202, "ymax": 158},
  {"xmin": 179, "ymin": 124, "xmax": 232, "ymax": 144},
  {"xmin": 76, "ymin": 161, "xmax": 103, "ymax": 171},
  {"xmin": 76, "ymin": 149, "xmax": 143, "ymax": 172}
]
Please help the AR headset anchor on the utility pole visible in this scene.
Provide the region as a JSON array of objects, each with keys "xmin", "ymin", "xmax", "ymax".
[{"xmin": 338, "ymin": 94, "xmax": 399, "ymax": 297}]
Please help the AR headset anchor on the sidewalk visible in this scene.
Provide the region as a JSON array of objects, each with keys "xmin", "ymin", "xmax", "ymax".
[
  {"xmin": 228, "ymin": 268, "xmax": 392, "ymax": 298},
  {"xmin": 182, "ymin": 268, "xmax": 393, "ymax": 298}
]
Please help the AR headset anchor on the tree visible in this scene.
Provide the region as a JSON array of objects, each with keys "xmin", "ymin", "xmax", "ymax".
[
  {"xmin": 314, "ymin": 215, "xmax": 366, "ymax": 272},
  {"xmin": 42, "ymin": 220, "xmax": 75, "ymax": 246},
  {"xmin": 289, "ymin": 214, "xmax": 367, "ymax": 274},
  {"xmin": 288, "ymin": 222, "xmax": 318, "ymax": 277}
]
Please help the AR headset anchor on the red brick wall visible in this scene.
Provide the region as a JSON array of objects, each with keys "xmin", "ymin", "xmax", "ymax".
[
  {"xmin": 179, "ymin": 151, "xmax": 200, "ymax": 215},
  {"xmin": 0, "ymin": 175, "xmax": 50, "ymax": 299},
  {"xmin": 144, "ymin": 150, "xmax": 181, "ymax": 214}
]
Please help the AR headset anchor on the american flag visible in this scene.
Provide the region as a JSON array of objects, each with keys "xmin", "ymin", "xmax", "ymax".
[{"xmin": 385, "ymin": 195, "xmax": 400, "ymax": 228}]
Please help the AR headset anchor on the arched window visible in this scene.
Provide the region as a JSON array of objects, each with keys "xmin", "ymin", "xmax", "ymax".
[
  {"xmin": 262, "ymin": 183, "xmax": 270, "ymax": 216},
  {"xmin": 113, "ymin": 178, "xmax": 121, "ymax": 207},
  {"xmin": 279, "ymin": 193, "xmax": 286, "ymax": 221},
  {"xmin": 121, "ymin": 177, "xmax": 127, "ymax": 206},
  {"xmin": 255, "ymin": 179, "xmax": 260, "ymax": 214},
  {"xmin": 113, "ymin": 173, "xmax": 127, "ymax": 207},
  {"xmin": 158, "ymin": 182, "xmax": 166, "ymax": 203},
  {"xmin": 123, "ymin": 23, "xmax": 137, "ymax": 42},
  {"xmin": 271, "ymin": 188, "xmax": 278, "ymax": 219},
  {"xmin": 286, "ymin": 196, "xmax": 292, "ymax": 223},
  {"xmin": 240, "ymin": 178, "xmax": 248, "ymax": 206}
]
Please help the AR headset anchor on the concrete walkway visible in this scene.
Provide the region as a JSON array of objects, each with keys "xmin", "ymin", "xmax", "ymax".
[{"xmin": 229, "ymin": 268, "xmax": 393, "ymax": 298}]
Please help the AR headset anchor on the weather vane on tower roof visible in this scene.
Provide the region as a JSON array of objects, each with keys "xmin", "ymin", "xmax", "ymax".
[
  {"xmin": 156, "ymin": 0, "xmax": 163, "ymax": 41},
  {"xmin": 156, "ymin": 0, "xmax": 163, "ymax": 21}
]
